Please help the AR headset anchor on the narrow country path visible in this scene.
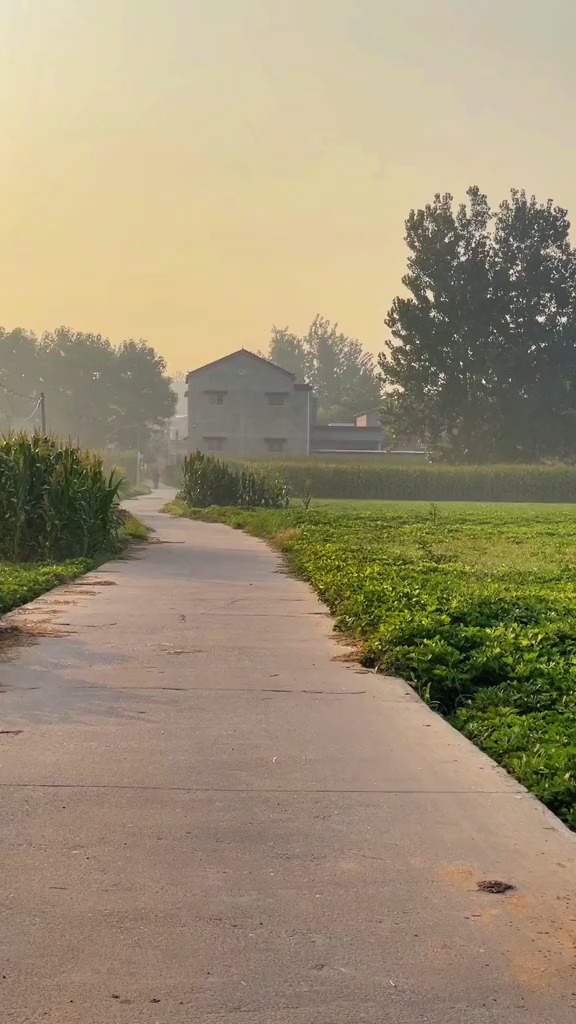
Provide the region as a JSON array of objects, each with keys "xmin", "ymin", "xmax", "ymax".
[{"xmin": 1, "ymin": 492, "xmax": 576, "ymax": 1023}]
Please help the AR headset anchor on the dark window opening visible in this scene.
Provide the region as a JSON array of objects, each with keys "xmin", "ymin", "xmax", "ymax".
[
  {"xmin": 203, "ymin": 436, "xmax": 226, "ymax": 451},
  {"xmin": 267, "ymin": 392, "xmax": 288, "ymax": 406},
  {"xmin": 265, "ymin": 437, "xmax": 286, "ymax": 453},
  {"xmin": 205, "ymin": 391, "xmax": 227, "ymax": 405}
]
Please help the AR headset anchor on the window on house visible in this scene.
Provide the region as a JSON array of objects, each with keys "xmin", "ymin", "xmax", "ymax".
[
  {"xmin": 204, "ymin": 391, "xmax": 227, "ymax": 405},
  {"xmin": 203, "ymin": 436, "xmax": 226, "ymax": 452},
  {"xmin": 267, "ymin": 392, "xmax": 287, "ymax": 406},
  {"xmin": 265, "ymin": 438, "xmax": 286, "ymax": 453}
]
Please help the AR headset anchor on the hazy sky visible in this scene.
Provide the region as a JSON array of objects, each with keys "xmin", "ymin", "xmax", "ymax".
[{"xmin": 2, "ymin": 0, "xmax": 576, "ymax": 372}]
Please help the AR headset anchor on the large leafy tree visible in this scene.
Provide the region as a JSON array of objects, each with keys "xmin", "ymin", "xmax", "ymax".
[
  {"xmin": 109, "ymin": 340, "xmax": 176, "ymax": 449},
  {"xmin": 380, "ymin": 187, "xmax": 576, "ymax": 461},
  {"xmin": 40, "ymin": 328, "xmax": 118, "ymax": 447},
  {"xmin": 267, "ymin": 314, "xmax": 380, "ymax": 423},
  {"xmin": 0, "ymin": 325, "xmax": 176, "ymax": 451}
]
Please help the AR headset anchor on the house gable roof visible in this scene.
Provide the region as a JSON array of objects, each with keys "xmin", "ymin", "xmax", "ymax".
[{"xmin": 186, "ymin": 348, "xmax": 296, "ymax": 382}]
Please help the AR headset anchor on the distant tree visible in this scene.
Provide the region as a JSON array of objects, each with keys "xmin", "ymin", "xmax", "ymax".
[
  {"xmin": 267, "ymin": 314, "xmax": 380, "ymax": 422},
  {"xmin": 380, "ymin": 187, "xmax": 576, "ymax": 461},
  {"xmin": 266, "ymin": 331, "xmax": 308, "ymax": 379},
  {"xmin": 40, "ymin": 328, "xmax": 117, "ymax": 447},
  {"xmin": 0, "ymin": 325, "xmax": 176, "ymax": 451},
  {"xmin": 108, "ymin": 340, "xmax": 176, "ymax": 449},
  {"xmin": 0, "ymin": 328, "xmax": 42, "ymax": 432}
]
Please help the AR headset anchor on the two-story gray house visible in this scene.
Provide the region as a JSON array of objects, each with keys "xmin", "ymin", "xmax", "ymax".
[{"xmin": 186, "ymin": 349, "xmax": 313, "ymax": 456}]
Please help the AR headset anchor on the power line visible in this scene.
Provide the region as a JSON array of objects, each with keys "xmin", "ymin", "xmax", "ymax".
[
  {"xmin": 0, "ymin": 383, "xmax": 46, "ymax": 432},
  {"xmin": 21, "ymin": 398, "xmax": 42, "ymax": 422},
  {"xmin": 0, "ymin": 380, "xmax": 37, "ymax": 402}
]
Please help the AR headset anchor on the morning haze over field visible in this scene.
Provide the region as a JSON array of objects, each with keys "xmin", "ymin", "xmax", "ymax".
[
  {"xmin": 2, "ymin": 0, "xmax": 576, "ymax": 370},
  {"xmin": 7, "ymin": 6, "xmax": 576, "ymax": 1019}
]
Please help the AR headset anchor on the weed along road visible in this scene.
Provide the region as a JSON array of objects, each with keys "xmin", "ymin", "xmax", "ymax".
[{"xmin": 1, "ymin": 494, "xmax": 576, "ymax": 1023}]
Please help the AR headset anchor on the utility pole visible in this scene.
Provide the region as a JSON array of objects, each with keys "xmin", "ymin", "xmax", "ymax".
[
  {"xmin": 136, "ymin": 422, "xmax": 142, "ymax": 486},
  {"xmin": 40, "ymin": 392, "xmax": 46, "ymax": 434}
]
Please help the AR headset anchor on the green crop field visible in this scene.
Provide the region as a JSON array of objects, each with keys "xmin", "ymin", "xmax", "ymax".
[{"xmin": 171, "ymin": 497, "xmax": 576, "ymax": 829}]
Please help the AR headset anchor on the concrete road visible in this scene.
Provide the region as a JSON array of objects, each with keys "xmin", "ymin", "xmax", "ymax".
[{"xmin": 1, "ymin": 492, "xmax": 576, "ymax": 1023}]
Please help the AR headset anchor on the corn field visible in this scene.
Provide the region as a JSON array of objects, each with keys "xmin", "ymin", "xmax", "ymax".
[
  {"xmin": 167, "ymin": 455, "xmax": 576, "ymax": 503},
  {"xmin": 235, "ymin": 459, "xmax": 576, "ymax": 502},
  {"xmin": 180, "ymin": 451, "xmax": 289, "ymax": 508},
  {"xmin": 0, "ymin": 434, "xmax": 124, "ymax": 562}
]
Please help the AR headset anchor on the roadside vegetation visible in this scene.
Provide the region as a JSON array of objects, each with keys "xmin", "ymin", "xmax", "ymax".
[
  {"xmin": 0, "ymin": 561, "xmax": 92, "ymax": 616},
  {"xmin": 0, "ymin": 434, "xmax": 147, "ymax": 615},
  {"xmin": 0, "ymin": 514, "xmax": 148, "ymax": 617},
  {"xmin": 0, "ymin": 434, "xmax": 123, "ymax": 561},
  {"xmin": 180, "ymin": 450, "xmax": 288, "ymax": 508},
  {"xmin": 170, "ymin": 496, "xmax": 576, "ymax": 830}
]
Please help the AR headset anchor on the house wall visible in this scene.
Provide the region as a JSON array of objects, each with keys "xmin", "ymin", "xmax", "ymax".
[
  {"xmin": 311, "ymin": 424, "xmax": 382, "ymax": 452},
  {"xmin": 186, "ymin": 351, "xmax": 311, "ymax": 456}
]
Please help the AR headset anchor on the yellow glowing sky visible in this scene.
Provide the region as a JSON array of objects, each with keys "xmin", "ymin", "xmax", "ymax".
[{"xmin": 1, "ymin": 0, "xmax": 576, "ymax": 372}]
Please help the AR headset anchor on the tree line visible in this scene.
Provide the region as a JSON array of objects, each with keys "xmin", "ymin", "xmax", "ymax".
[
  {"xmin": 4, "ymin": 185, "xmax": 575, "ymax": 463},
  {"xmin": 264, "ymin": 314, "xmax": 381, "ymax": 423},
  {"xmin": 1, "ymin": 319, "xmax": 383, "ymax": 446},
  {"xmin": 0, "ymin": 327, "xmax": 176, "ymax": 451}
]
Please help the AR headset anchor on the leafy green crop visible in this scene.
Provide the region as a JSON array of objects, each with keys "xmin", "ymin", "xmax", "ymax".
[
  {"xmin": 0, "ymin": 515, "xmax": 147, "ymax": 616},
  {"xmin": 0, "ymin": 561, "xmax": 91, "ymax": 615},
  {"xmin": 178, "ymin": 500, "xmax": 576, "ymax": 829}
]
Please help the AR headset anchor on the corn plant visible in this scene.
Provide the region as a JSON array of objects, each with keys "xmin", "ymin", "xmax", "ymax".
[
  {"xmin": 0, "ymin": 434, "xmax": 123, "ymax": 562},
  {"xmin": 180, "ymin": 451, "xmax": 288, "ymax": 508}
]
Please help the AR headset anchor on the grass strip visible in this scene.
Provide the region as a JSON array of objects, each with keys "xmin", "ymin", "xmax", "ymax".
[{"xmin": 0, "ymin": 514, "xmax": 149, "ymax": 617}]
